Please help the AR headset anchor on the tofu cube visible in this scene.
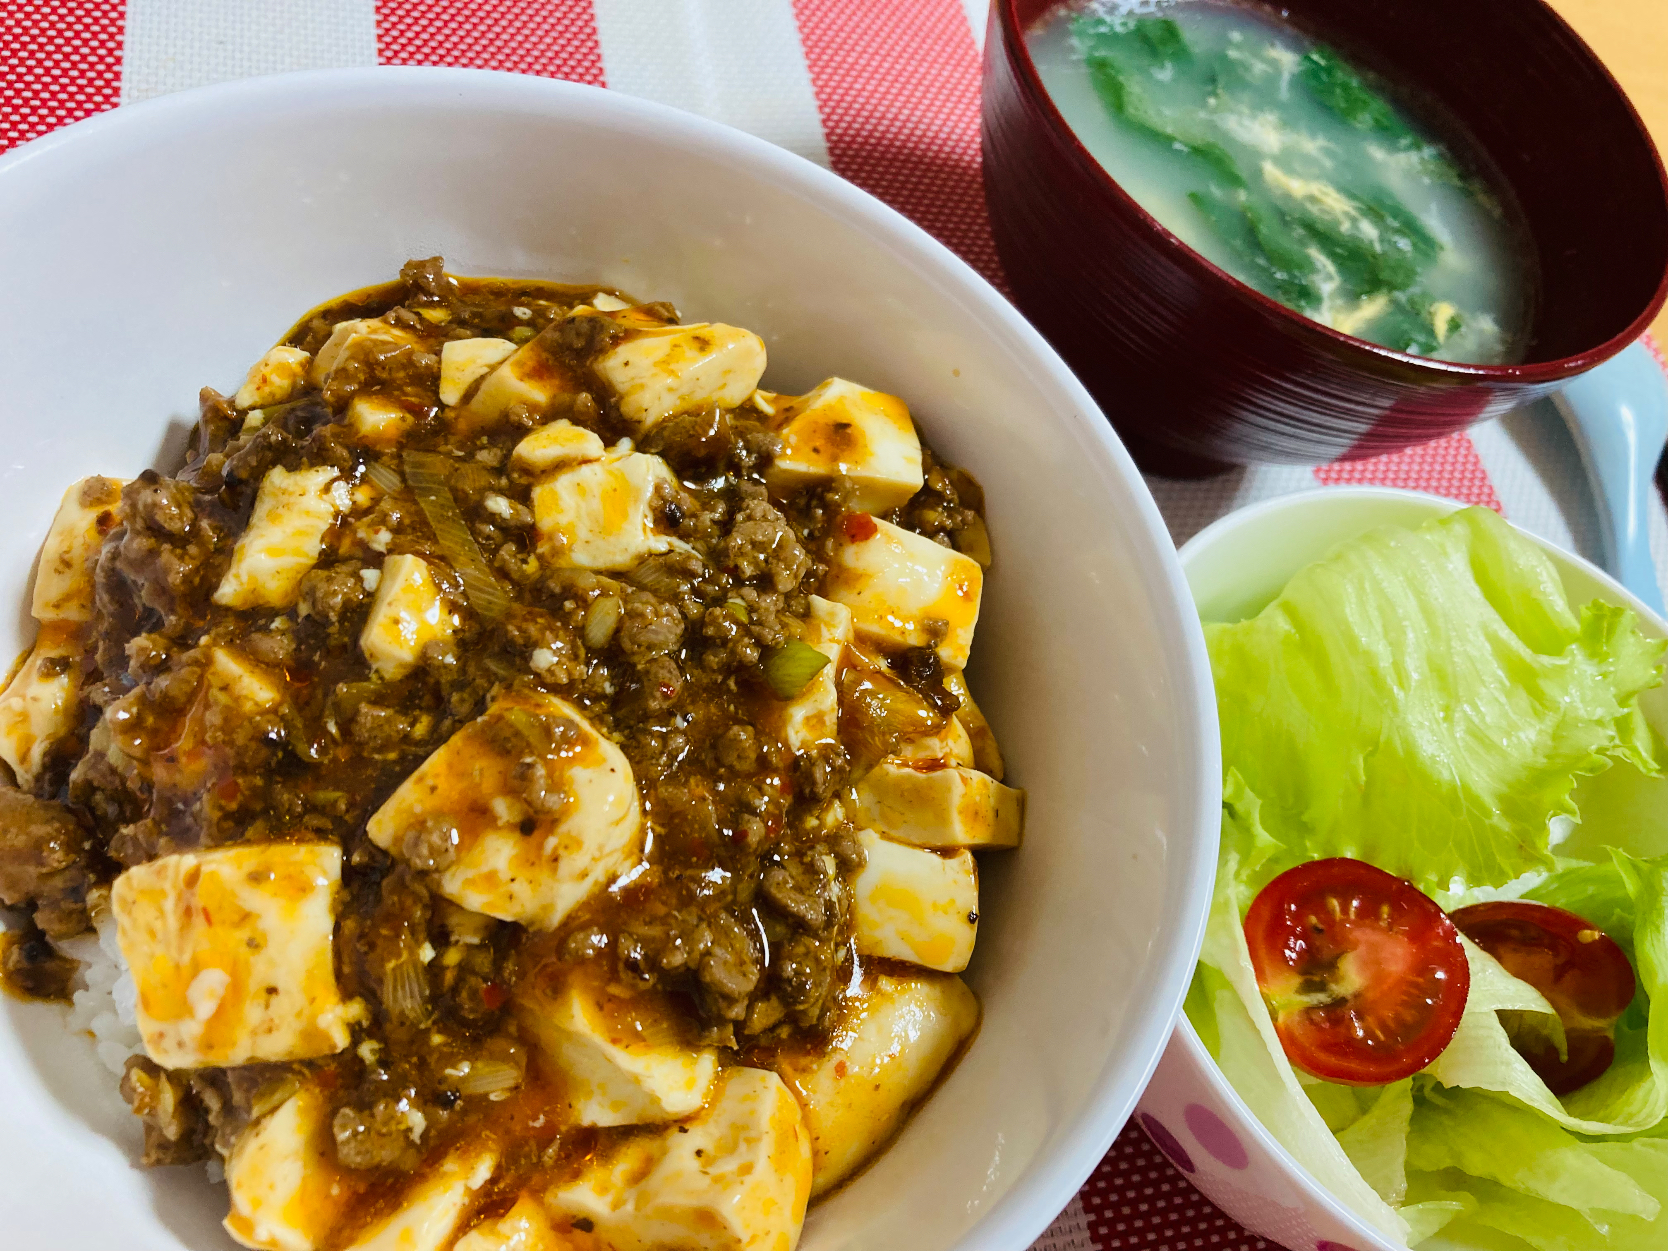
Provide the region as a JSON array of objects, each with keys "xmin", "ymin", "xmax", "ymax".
[
  {"xmin": 822, "ymin": 516, "xmax": 982, "ymax": 669},
  {"xmin": 205, "ymin": 645, "xmax": 287, "ymax": 712},
  {"xmin": 454, "ymin": 1195, "xmax": 574, "ymax": 1251},
  {"xmin": 594, "ymin": 323, "xmax": 767, "ymax": 433},
  {"xmin": 547, "ymin": 1067, "xmax": 811, "ymax": 1251},
  {"xmin": 0, "ymin": 620, "xmax": 83, "ymax": 789},
  {"xmin": 893, "ymin": 717, "xmax": 975, "ymax": 768},
  {"xmin": 514, "ymin": 965, "xmax": 717, "ymax": 1127},
  {"xmin": 532, "ymin": 452, "xmax": 684, "ymax": 572},
  {"xmin": 851, "ymin": 829, "xmax": 978, "ymax": 973},
  {"xmin": 366, "ymin": 690, "xmax": 641, "ymax": 931},
  {"xmin": 512, "ymin": 420, "xmax": 608, "ymax": 476},
  {"xmin": 458, "ymin": 327, "xmax": 579, "ymax": 432},
  {"xmin": 853, "ymin": 762, "xmax": 1023, "ymax": 850},
  {"xmin": 764, "ymin": 379, "xmax": 923, "ymax": 513},
  {"xmin": 439, "ymin": 337, "xmax": 519, "ymax": 407},
  {"xmin": 359, "ymin": 554, "xmax": 457, "ymax": 680},
  {"xmin": 309, "ymin": 318, "xmax": 421, "ymax": 389},
  {"xmin": 945, "ymin": 669, "xmax": 1004, "ymax": 780},
  {"xmin": 773, "ymin": 971, "xmax": 979, "ymax": 1197},
  {"xmin": 213, "ymin": 467, "xmax": 349, "ymax": 610},
  {"xmin": 342, "ymin": 1143, "xmax": 500, "ymax": 1251},
  {"xmin": 111, "ymin": 843, "xmax": 351, "ymax": 1068},
  {"xmin": 584, "ymin": 303, "xmax": 675, "ymax": 331},
  {"xmin": 235, "ymin": 346, "xmax": 312, "ymax": 410},
  {"xmin": 346, "ymin": 392, "xmax": 417, "ymax": 450},
  {"xmin": 767, "ymin": 596, "xmax": 852, "ymax": 753},
  {"xmin": 31, "ymin": 475, "xmax": 124, "ymax": 622},
  {"xmin": 224, "ymin": 1082, "xmax": 355, "ymax": 1251}
]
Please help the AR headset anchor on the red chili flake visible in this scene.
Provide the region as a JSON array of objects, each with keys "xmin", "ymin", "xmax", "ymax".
[
  {"xmin": 840, "ymin": 513, "xmax": 878, "ymax": 542},
  {"xmin": 834, "ymin": 1059, "xmax": 848, "ymax": 1079},
  {"xmin": 214, "ymin": 776, "xmax": 241, "ymax": 804},
  {"xmin": 201, "ymin": 909, "xmax": 213, "ymax": 927},
  {"xmin": 481, "ymin": 982, "xmax": 508, "ymax": 1011}
]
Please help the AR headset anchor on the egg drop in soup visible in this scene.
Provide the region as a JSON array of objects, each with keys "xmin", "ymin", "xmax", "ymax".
[{"xmin": 1028, "ymin": 0, "xmax": 1536, "ymax": 364}]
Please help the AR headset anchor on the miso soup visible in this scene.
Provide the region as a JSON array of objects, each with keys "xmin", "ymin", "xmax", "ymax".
[{"xmin": 1028, "ymin": 0, "xmax": 1535, "ymax": 364}]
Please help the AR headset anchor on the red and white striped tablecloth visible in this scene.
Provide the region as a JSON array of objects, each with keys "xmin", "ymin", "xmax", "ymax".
[{"xmin": 4, "ymin": 3, "xmax": 1666, "ymax": 1250}]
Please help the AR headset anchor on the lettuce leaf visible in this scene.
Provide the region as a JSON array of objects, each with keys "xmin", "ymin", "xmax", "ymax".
[
  {"xmin": 1406, "ymin": 1094, "xmax": 1668, "ymax": 1251},
  {"xmin": 1205, "ymin": 507, "xmax": 1665, "ymax": 896},
  {"xmin": 1408, "ymin": 1088, "xmax": 1659, "ymax": 1221}
]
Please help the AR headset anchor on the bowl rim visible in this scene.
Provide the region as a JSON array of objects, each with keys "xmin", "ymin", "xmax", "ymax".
[
  {"xmin": 0, "ymin": 65, "xmax": 1225, "ymax": 1251},
  {"xmin": 990, "ymin": 0, "xmax": 1668, "ymax": 383},
  {"xmin": 1169, "ymin": 483, "xmax": 1668, "ymax": 1251}
]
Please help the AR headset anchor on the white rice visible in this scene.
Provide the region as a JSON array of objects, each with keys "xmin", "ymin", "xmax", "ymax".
[{"xmin": 55, "ymin": 907, "xmax": 143, "ymax": 1077}]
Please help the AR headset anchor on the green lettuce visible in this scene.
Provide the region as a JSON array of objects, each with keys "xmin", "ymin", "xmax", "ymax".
[
  {"xmin": 1206, "ymin": 507, "xmax": 1664, "ymax": 896},
  {"xmin": 1189, "ymin": 506, "xmax": 1668, "ymax": 1249}
]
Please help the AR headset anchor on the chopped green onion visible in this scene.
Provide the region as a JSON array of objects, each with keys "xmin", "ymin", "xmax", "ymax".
[
  {"xmin": 584, "ymin": 594, "xmax": 622, "ymax": 649},
  {"xmin": 509, "ymin": 325, "xmax": 536, "ymax": 344},
  {"xmin": 403, "ymin": 450, "xmax": 511, "ymax": 621},
  {"xmin": 362, "ymin": 459, "xmax": 403, "ymax": 494},
  {"xmin": 763, "ymin": 640, "xmax": 831, "ymax": 699},
  {"xmin": 455, "ymin": 1059, "xmax": 522, "ymax": 1095},
  {"xmin": 382, "ymin": 953, "xmax": 430, "ymax": 1026},
  {"xmin": 725, "ymin": 600, "xmax": 750, "ymax": 623}
]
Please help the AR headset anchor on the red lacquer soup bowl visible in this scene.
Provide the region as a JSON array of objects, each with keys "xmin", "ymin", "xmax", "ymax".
[{"xmin": 982, "ymin": 0, "xmax": 1668, "ymax": 475}]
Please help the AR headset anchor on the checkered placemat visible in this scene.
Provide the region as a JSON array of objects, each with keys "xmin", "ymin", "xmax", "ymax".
[{"xmin": 4, "ymin": 3, "xmax": 1665, "ymax": 1249}]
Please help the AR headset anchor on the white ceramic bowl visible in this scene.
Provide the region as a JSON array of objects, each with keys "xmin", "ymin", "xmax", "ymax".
[
  {"xmin": 1134, "ymin": 486, "xmax": 1668, "ymax": 1251},
  {"xmin": 0, "ymin": 68, "xmax": 1221, "ymax": 1251}
]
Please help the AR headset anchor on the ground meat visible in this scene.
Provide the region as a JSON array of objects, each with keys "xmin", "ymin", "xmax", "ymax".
[
  {"xmin": 761, "ymin": 857, "xmax": 831, "ymax": 931},
  {"xmin": 106, "ymin": 471, "xmax": 232, "ymax": 643},
  {"xmin": 646, "ymin": 408, "xmax": 737, "ymax": 476},
  {"xmin": 791, "ymin": 743, "xmax": 849, "ymax": 807},
  {"xmin": 615, "ymin": 591, "xmax": 684, "ymax": 663},
  {"xmin": 697, "ymin": 910, "xmax": 762, "ymax": 1021},
  {"xmin": 351, "ymin": 703, "xmax": 418, "ymax": 754},
  {"xmin": 240, "ymin": 625, "xmax": 296, "ymax": 669},
  {"xmin": 0, "ymin": 785, "xmax": 93, "ymax": 939},
  {"xmin": 772, "ymin": 931, "xmax": 838, "ymax": 1025},
  {"xmin": 718, "ymin": 494, "xmax": 812, "ymax": 593},
  {"xmin": 121, "ymin": 1056, "xmax": 212, "ymax": 1166},
  {"xmin": 1, "ymin": 920, "xmax": 78, "ymax": 999},
  {"xmin": 715, "ymin": 725, "xmax": 758, "ymax": 773},
  {"xmin": 298, "ymin": 562, "xmax": 368, "ymax": 626},
  {"xmin": 635, "ymin": 656, "xmax": 684, "ymax": 713},
  {"xmin": 401, "ymin": 255, "xmax": 458, "ymax": 304},
  {"xmin": 333, "ymin": 1097, "xmax": 422, "ymax": 1172},
  {"xmin": 399, "ymin": 816, "xmax": 460, "ymax": 873}
]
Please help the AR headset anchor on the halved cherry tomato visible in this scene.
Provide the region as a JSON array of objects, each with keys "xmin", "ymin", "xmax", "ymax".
[
  {"xmin": 1244, "ymin": 858, "xmax": 1470, "ymax": 1086},
  {"xmin": 1450, "ymin": 900, "xmax": 1636, "ymax": 1095}
]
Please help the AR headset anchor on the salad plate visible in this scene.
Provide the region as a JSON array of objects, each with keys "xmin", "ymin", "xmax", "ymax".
[{"xmin": 1137, "ymin": 486, "xmax": 1668, "ymax": 1251}]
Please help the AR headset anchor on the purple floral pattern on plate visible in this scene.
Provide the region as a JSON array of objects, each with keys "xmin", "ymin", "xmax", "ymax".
[
  {"xmin": 1185, "ymin": 1102, "xmax": 1250, "ymax": 1169},
  {"xmin": 1316, "ymin": 1242, "xmax": 1361, "ymax": 1251}
]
